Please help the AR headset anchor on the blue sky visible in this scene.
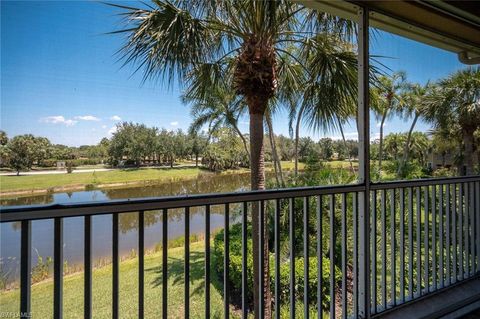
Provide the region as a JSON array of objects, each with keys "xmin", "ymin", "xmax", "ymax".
[{"xmin": 1, "ymin": 1, "xmax": 465, "ymax": 146}]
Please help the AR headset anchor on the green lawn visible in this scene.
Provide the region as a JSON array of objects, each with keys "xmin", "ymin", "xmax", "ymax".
[
  {"xmin": 0, "ymin": 238, "xmax": 331, "ymax": 318},
  {"xmin": 0, "ymin": 241, "xmax": 234, "ymax": 319},
  {"xmin": 0, "ymin": 167, "xmax": 205, "ymax": 193}
]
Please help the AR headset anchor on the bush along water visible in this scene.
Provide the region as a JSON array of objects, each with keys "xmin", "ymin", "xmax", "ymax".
[{"xmin": 213, "ymin": 223, "xmax": 340, "ymax": 311}]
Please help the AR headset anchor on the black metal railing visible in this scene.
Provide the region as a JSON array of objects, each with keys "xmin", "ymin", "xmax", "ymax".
[{"xmin": 0, "ymin": 176, "xmax": 479, "ymax": 318}]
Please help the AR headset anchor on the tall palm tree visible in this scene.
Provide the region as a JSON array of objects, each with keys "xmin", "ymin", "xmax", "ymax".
[
  {"xmin": 425, "ymin": 67, "xmax": 480, "ymax": 175},
  {"xmin": 371, "ymin": 71, "xmax": 407, "ymax": 175},
  {"xmin": 110, "ymin": 1, "xmax": 357, "ymax": 315},
  {"xmin": 396, "ymin": 82, "xmax": 432, "ymax": 177},
  {"xmin": 184, "ymin": 88, "xmax": 250, "ymax": 157}
]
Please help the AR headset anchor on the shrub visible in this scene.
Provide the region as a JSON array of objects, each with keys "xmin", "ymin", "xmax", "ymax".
[{"xmin": 213, "ymin": 223, "xmax": 340, "ymax": 311}]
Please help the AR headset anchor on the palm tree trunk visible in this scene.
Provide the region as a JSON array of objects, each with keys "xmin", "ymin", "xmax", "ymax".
[
  {"xmin": 378, "ymin": 111, "xmax": 388, "ymax": 175},
  {"xmin": 294, "ymin": 104, "xmax": 306, "ymax": 177},
  {"xmin": 266, "ymin": 115, "xmax": 284, "ymax": 187},
  {"xmin": 337, "ymin": 118, "xmax": 355, "ymax": 174},
  {"xmin": 249, "ymin": 111, "xmax": 271, "ymax": 319},
  {"xmin": 233, "ymin": 123, "xmax": 250, "ymax": 159},
  {"xmin": 397, "ymin": 113, "xmax": 419, "ymax": 177},
  {"xmin": 463, "ymin": 128, "xmax": 475, "ymax": 176}
]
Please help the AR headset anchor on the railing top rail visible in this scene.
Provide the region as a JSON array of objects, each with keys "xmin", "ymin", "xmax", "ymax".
[
  {"xmin": 1, "ymin": 175, "xmax": 478, "ymax": 223},
  {"xmin": 0, "ymin": 183, "xmax": 364, "ymax": 222},
  {"xmin": 371, "ymin": 175, "xmax": 480, "ymax": 190}
]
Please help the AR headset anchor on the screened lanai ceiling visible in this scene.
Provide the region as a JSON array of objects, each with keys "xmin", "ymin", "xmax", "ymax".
[{"xmin": 301, "ymin": 0, "xmax": 480, "ymax": 64}]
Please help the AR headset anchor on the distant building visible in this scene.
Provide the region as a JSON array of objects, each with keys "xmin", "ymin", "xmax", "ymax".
[{"xmin": 428, "ymin": 150, "xmax": 455, "ymax": 170}]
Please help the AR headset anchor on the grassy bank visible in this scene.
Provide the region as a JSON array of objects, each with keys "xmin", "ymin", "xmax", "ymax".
[
  {"xmin": 0, "ymin": 167, "xmax": 206, "ymax": 195},
  {"xmin": 0, "ymin": 160, "xmax": 354, "ymax": 196}
]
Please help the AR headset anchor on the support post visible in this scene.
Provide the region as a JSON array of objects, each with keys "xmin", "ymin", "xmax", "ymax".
[{"xmin": 357, "ymin": 5, "xmax": 371, "ymax": 319}]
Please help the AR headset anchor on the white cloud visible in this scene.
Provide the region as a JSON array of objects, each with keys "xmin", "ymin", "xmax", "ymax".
[
  {"xmin": 376, "ymin": 122, "xmax": 387, "ymax": 128},
  {"xmin": 328, "ymin": 132, "xmax": 358, "ymax": 141},
  {"xmin": 108, "ymin": 126, "xmax": 117, "ymax": 135},
  {"xmin": 102, "ymin": 125, "xmax": 107, "ymax": 129},
  {"xmin": 110, "ymin": 115, "xmax": 122, "ymax": 121},
  {"xmin": 170, "ymin": 121, "xmax": 179, "ymax": 126},
  {"xmin": 40, "ymin": 116, "xmax": 77, "ymax": 126},
  {"xmin": 74, "ymin": 115, "xmax": 100, "ymax": 121},
  {"xmin": 371, "ymin": 132, "xmax": 381, "ymax": 142}
]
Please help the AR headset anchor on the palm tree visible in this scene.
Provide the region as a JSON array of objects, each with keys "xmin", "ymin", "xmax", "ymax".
[
  {"xmin": 184, "ymin": 88, "xmax": 250, "ymax": 157},
  {"xmin": 396, "ymin": 82, "xmax": 432, "ymax": 177},
  {"xmin": 384, "ymin": 133, "xmax": 405, "ymax": 161},
  {"xmin": 425, "ymin": 67, "xmax": 480, "ymax": 175},
  {"xmin": 110, "ymin": 1, "xmax": 357, "ymax": 315},
  {"xmin": 371, "ymin": 71, "xmax": 407, "ymax": 175}
]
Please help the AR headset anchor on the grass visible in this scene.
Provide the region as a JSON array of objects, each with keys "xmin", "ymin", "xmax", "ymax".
[
  {"xmin": 0, "ymin": 167, "xmax": 206, "ymax": 194},
  {"xmin": 0, "ymin": 241, "xmax": 233, "ymax": 319},
  {"xmin": 0, "ymin": 240, "xmax": 327, "ymax": 319}
]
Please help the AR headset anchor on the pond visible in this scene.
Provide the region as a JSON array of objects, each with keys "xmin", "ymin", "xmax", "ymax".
[{"xmin": 0, "ymin": 172, "xmax": 263, "ymax": 286}]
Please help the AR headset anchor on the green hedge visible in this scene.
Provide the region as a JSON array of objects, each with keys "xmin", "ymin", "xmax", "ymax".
[{"xmin": 213, "ymin": 223, "xmax": 340, "ymax": 310}]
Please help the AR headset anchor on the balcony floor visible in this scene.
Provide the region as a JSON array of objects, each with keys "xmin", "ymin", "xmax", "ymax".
[{"xmin": 374, "ymin": 275, "xmax": 480, "ymax": 319}]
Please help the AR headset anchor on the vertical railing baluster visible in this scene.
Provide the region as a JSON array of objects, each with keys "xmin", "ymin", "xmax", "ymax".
[
  {"xmin": 432, "ymin": 185, "xmax": 437, "ymax": 291},
  {"xmin": 259, "ymin": 201, "xmax": 265, "ymax": 318},
  {"xmin": 304, "ymin": 197, "xmax": 310, "ymax": 319},
  {"xmin": 329, "ymin": 194, "xmax": 335, "ymax": 319},
  {"xmin": 465, "ymin": 183, "xmax": 470, "ymax": 277},
  {"xmin": 54, "ymin": 218, "xmax": 63, "ymax": 319},
  {"xmin": 408, "ymin": 187, "xmax": 413, "ymax": 300},
  {"xmin": 452, "ymin": 184, "xmax": 457, "ymax": 283},
  {"xmin": 445, "ymin": 184, "xmax": 451, "ymax": 286},
  {"xmin": 84, "ymin": 215, "xmax": 92, "ymax": 319},
  {"xmin": 459, "ymin": 183, "xmax": 463, "ymax": 280},
  {"xmin": 469, "ymin": 182, "xmax": 475, "ymax": 276},
  {"xmin": 439, "ymin": 185, "xmax": 444, "ymax": 288},
  {"xmin": 113, "ymin": 214, "xmax": 119, "ymax": 319},
  {"xmin": 381, "ymin": 189, "xmax": 387, "ymax": 309},
  {"xmin": 138, "ymin": 211, "xmax": 144, "ymax": 319},
  {"xmin": 162, "ymin": 209, "xmax": 168, "ymax": 319},
  {"xmin": 20, "ymin": 220, "xmax": 31, "ymax": 317},
  {"xmin": 185, "ymin": 207, "xmax": 190, "ymax": 319},
  {"xmin": 205, "ymin": 205, "xmax": 211, "ymax": 319},
  {"xmin": 317, "ymin": 196, "xmax": 323, "ymax": 319},
  {"xmin": 399, "ymin": 188, "xmax": 405, "ymax": 304},
  {"xmin": 475, "ymin": 182, "xmax": 480, "ymax": 272},
  {"xmin": 224, "ymin": 204, "xmax": 230, "ymax": 319},
  {"xmin": 289, "ymin": 198, "xmax": 295, "ymax": 319},
  {"xmin": 341, "ymin": 193, "xmax": 347, "ymax": 319},
  {"xmin": 371, "ymin": 190, "xmax": 377, "ymax": 313},
  {"xmin": 242, "ymin": 202, "xmax": 248, "ymax": 319},
  {"xmin": 275, "ymin": 199, "xmax": 281, "ymax": 319},
  {"xmin": 390, "ymin": 189, "xmax": 396, "ymax": 306},
  {"xmin": 424, "ymin": 186, "xmax": 429, "ymax": 294},
  {"xmin": 415, "ymin": 188, "xmax": 421, "ymax": 297},
  {"xmin": 353, "ymin": 193, "xmax": 358, "ymax": 318}
]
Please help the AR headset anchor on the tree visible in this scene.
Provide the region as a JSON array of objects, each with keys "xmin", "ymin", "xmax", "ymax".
[
  {"xmin": 6, "ymin": 135, "xmax": 38, "ymax": 175},
  {"xmin": 189, "ymin": 132, "xmax": 208, "ymax": 167},
  {"xmin": 111, "ymin": 2, "xmax": 357, "ymax": 315},
  {"xmin": 371, "ymin": 71, "xmax": 407, "ymax": 175},
  {"xmin": 384, "ymin": 133, "xmax": 405, "ymax": 161},
  {"xmin": 397, "ymin": 82, "xmax": 432, "ymax": 177},
  {"xmin": 424, "ymin": 67, "xmax": 480, "ymax": 175},
  {"xmin": 186, "ymin": 87, "xmax": 249, "ymax": 157},
  {"xmin": 109, "ymin": 122, "xmax": 156, "ymax": 166},
  {"xmin": 318, "ymin": 138, "xmax": 334, "ymax": 160},
  {"xmin": 0, "ymin": 131, "xmax": 8, "ymax": 146}
]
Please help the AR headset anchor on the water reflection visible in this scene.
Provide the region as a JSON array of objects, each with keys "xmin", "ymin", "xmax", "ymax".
[{"xmin": 0, "ymin": 172, "xmax": 253, "ymax": 286}]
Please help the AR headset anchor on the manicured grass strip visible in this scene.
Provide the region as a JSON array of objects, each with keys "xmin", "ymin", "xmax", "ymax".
[{"xmin": 0, "ymin": 168, "xmax": 204, "ymax": 193}]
